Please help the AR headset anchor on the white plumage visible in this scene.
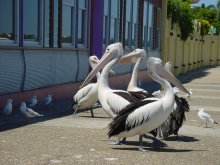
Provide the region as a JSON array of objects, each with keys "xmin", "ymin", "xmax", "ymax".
[
  {"xmin": 197, "ymin": 108, "xmax": 218, "ymax": 127},
  {"xmin": 79, "ymin": 43, "xmax": 141, "ymax": 118},
  {"xmin": 108, "ymin": 57, "xmax": 190, "ymax": 151},
  {"xmin": 72, "ymin": 55, "xmax": 100, "ymax": 116}
]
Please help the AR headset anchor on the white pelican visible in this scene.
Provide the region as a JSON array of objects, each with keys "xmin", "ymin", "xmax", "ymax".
[
  {"xmin": 149, "ymin": 62, "xmax": 190, "ymax": 139},
  {"xmin": 72, "ymin": 55, "xmax": 101, "ymax": 117},
  {"xmin": 80, "ymin": 43, "xmax": 141, "ymax": 118},
  {"xmin": 119, "ymin": 49, "xmax": 155, "ymax": 100},
  {"xmin": 107, "ymin": 57, "xmax": 190, "ymax": 151},
  {"xmin": 197, "ymin": 108, "xmax": 218, "ymax": 128},
  {"xmin": 20, "ymin": 102, "xmax": 43, "ymax": 123}
]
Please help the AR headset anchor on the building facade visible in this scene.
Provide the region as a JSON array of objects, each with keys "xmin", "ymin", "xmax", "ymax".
[{"xmin": 0, "ymin": 0, "xmax": 163, "ymax": 106}]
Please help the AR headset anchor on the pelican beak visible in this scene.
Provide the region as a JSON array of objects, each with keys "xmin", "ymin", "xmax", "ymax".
[
  {"xmin": 79, "ymin": 52, "xmax": 114, "ymax": 88},
  {"xmin": 118, "ymin": 51, "xmax": 142, "ymax": 64},
  {"xmin": 156, "ymin": 64, "xmax": 190, "ymax": 94}
]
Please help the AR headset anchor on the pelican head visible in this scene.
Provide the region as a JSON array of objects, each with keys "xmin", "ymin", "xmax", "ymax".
[
  {"xmin": 80, "ymin": 43, "xmax": 123, "ymax": 88},
  {"xmin": 164, "ymin": 61, "xmax": 172, "ymax": 72},
  {"xmin": 147, "ymin": 57, "xmax": 190, "ymax": 94},
  {"xmin": 89, "ymin": 55, "xmax": 100, "ymax": 68},
  {"xmin": 118, "ymin": 48, "xmax": 146, "ymax": 64}
]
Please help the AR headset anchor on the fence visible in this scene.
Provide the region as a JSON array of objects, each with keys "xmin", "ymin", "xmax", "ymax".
[{"xmin": 163, "ymin": 19, "xmax": 220, "ymax": 76}]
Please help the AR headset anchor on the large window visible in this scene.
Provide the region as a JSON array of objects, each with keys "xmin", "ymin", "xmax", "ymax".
[
  {"xmin": 0, "ymin": 0, "xmax": 18, "ymax": 45},
  {"xmin": 77, "ymin": 0, "xmax": 87, "ymax": 47},
  {"xmin": 23, "ymin": 0, "xmax": 43, "ymax": 45},
  {"xmin": 103, "ymin": 0, "xmax": 119, "ymax": 47},
  {"xmin": 62, "ymin": 0, "xmax": 75, "ymax": 46},
  {"xmin": 125, "ymin": 0, "xmax": 138, "ymax": 50},
  {"xmin": 142, "ymin": 1, "xmax": 161, "ymax": 50},
  {"xmin": 62, "ymin": 0, "xmax": 88, "ymax": 47}
]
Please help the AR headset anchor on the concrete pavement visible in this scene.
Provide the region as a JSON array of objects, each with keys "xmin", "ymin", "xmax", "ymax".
[{"xmin": 1, "ymin": 66, "xmax": 220, "ymax": 164}]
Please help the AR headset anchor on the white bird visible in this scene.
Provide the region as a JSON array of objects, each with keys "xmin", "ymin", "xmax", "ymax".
[
  {"xmin": 26, "ymin": 96, "xmax": 38, "ymax": 107},
  {"xmin": 107, "ymin": 57, "xmax": 190, "ymax": 151},
  {"xmin": 20, "ymin": 102, "xmax": 43, "ymax": 123},
  {"xmin": 79, "ymin": 43, "xmax": 141, "ymax": 118},
  {"xmin": 149, "ymin": 62, "xmax": 190, "ymax": 139},
  {"xmin": 120, "ymin": 49, "xmax": 155, "ymax": 100},
  {"xmin": 72, "ymin": 55, "xmax": 101, "ymax": 117},
  {"xmin": 2, "ymin": 99, "xmax": 13, "ymax": 120},
  {"xmin": 40, "ymin": 94, "xmax": 53, "ymax": 106},
  {"xmin": 197, "ymin": 108, "xmax": 218, "ymax": 128}
]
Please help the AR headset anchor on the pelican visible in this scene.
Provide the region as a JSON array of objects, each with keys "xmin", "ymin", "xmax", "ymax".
[
  {"xmin": 72, "ymin": 55, "xmax": 101, "ymax": 117},
  {"xmin": 119, "ymin": 49, "xmax": 154, "ymax": 100},
  {"xmin": 197, "ymin": 108, "xmax": 218, "ymax": 128},
  {"xmin": 149, "ymin": 62, "xmax": 190, "ymax": 139},
  {"xmin": 79, "ymin": 43, "xmax": 141, "ymax": 118},
  {"xmin": 107, "ymin": 57, "xmax": 190, "ymax": 151}
]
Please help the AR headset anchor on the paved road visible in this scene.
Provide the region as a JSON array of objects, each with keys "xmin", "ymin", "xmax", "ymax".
[{"xmin": 0, "ymin": 66, "xmax": 220, "ymax": 165}]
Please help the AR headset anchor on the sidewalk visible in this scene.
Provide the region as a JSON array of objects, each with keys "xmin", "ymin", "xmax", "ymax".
[{"xmin": 0, "ymin": 66, "xmax": 220, "ymax": 165}]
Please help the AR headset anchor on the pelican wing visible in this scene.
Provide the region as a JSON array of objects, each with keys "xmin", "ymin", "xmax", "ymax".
[
  {"xmin": 129, "ymin": 91, "xmax": 154, "ymax": 100},
  {"xmin": 113, "ymin": 91, "xmax": 139, "ymax": 103},
  {"xmin": 108, "ymin": 99, "xmax": 157, "ymax": 137},
  {"xmin": 106, "ymin": 91, "xmax": 139, "ymax": 114},
  {"xmin": 74, "ymin": 83, "xmax": 96, "ymax": 102}
]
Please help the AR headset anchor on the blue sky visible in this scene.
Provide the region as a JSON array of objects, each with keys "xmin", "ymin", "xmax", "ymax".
[{"xmin": 191, "ymin": 0, "xmax": 218, "ymax": 7}]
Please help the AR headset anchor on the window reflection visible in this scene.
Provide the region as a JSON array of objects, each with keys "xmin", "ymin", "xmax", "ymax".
[
  {"xmin": 77, "ymin": 0, "xmax": 87, "ymax": 46},
  {"xmin": 62, "ymin": 0, "xmax": 74, "ymax": 45},
  {"xmin": 0, "ymin": 0, "xmax": 15, "ymax": 41},
  {"xmin": 62, "ymin": 5, "xmax": 73, "ymax": 44},
  {"xmin": 103, "ymin": 0, "xmax": 119, "ymax": 46},
  {"xmin": 24, "ymin": 0, "xmax": 40, "ymax": 42}
]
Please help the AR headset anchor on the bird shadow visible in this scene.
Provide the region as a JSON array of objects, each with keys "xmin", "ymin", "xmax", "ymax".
[
  {"xmin": 112, "ymin": 146, "xmax": 205, "ymax": 153},
  {"xmin": 163, "ymin": 135, "xmax": 199, "ymax": 142}
]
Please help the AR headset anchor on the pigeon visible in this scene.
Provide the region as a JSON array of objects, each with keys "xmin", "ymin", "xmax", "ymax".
[
  {"xmin": 1, "ymin": 99, "xmax": 13, "ymax": 120},
  {"xmin": 20, "ymin": 102, "xmax": 43, "ymax": 123},
  {"xmin": 197, "ymin": 108, "xmax": 218, "ymax": 128},
  {"xmin": 26, "ymin": 96, "xmax": 38, "ymax": 107}
]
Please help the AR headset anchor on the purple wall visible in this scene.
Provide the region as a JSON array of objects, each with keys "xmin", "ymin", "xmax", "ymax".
[{"xmin": 90, "ymin": 0, "xmax": 104, "ymax": 59}]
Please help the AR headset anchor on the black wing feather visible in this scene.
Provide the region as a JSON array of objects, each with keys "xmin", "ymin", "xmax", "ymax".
[
  {"xmin": 129, "ymin": 91, "xmax": 155, "ymax": 100},
  {"xmin": 108, "ymin": 99, "xmax": 157, "ymax": 138},
  {"xmin": 150, "ymin": 95, "xmax": 190, "ymax": 138},
  {"xmin": 113, "ymin": 91, "xmax": 139, "ymax": 103}
]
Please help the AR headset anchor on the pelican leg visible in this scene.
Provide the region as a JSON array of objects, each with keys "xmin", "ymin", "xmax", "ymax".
[
  {"xmin": 138, "ymin": 135, "xmax": 149, "ymax": 152},
  {"xmin": 90, "ymin": 108, "xmax": 94, "ymax": 118},
  {"xmin": 205, "ymin": 122, "xmax": 207, "ymax": 128},
  {"xmin": 143, "ymin": 134, "xmax": 166, "ymax": 147},
  {"xmin": 121, "ymin": 137, "xmax": 127, "ymax": 144},
  {"xmin": 72, "ymin": 106, "xmax": 79, "ymax": 117}
]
